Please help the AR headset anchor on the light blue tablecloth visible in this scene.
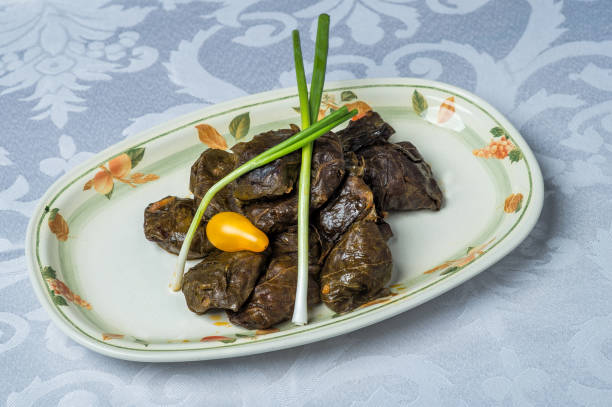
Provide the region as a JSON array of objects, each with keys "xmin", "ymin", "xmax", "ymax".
[{"xmin": 2, "ymin": 1, "xmax": 611, "ymax": 405}]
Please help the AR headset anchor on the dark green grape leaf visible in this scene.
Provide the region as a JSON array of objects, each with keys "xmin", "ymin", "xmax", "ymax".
[
  {"xmin": 412, "ymin": 90, "xmax": 428, "ymax": 116},
  {"xmin": 53, "ymin": 295, "xmax": 68, "ymax": 306},
  {"xmin": 508, "ymin": 149, "xmax": 523, "ymax": 163},
  {"xmin": 441, "ymin": 266, "xmax": 459, "ymax": 276},
  {"xmin": 229, "ymin": 112, "xmax": 250, "ymax": 140},
  {"xmin": 490, "ymin": 127, "xmax": 506, "ymax": 138},
  {"xmin": 42, "ymin": 266, "xmax": 57, "ymax": 280},
  {"xmin": 125, "ymin": 147, "xmax": 145, "ymax": 168},
  {"xmin": 341, "ymin": 90, "xmax": 358, "ymax": 101}
]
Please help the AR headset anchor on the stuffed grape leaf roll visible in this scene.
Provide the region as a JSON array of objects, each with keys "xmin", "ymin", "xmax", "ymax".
[
  {"xmin": 231, "ymin": 129, "xmax": 301, "ymax": 201},
  {"xmin": 272, "ymin": 225, "xmax": 322, "ymax": 265},
  {"xmin": 190, "ymin": 148, "xmax": 242, "ymax": 218},
  {"xmin": 143, "ymin": 196, "xmax": 214, "ymax": 259},
  {"xmin": 320, "ymin": 220, "xmax": 393, "ymax": 313},
  {"xmin": 243, "ymin": 132, "xmax": 345, "ymax": 234},
  {"xmin": 310, "ymin": 132, "xmax": 345, "ymax": 208},
  {"xmin": 243, "ymin": 193, "xmax": 298, "ymax": 235},
  {"xmin": 336, "ymin": 111, "xmax": 395, "ymax": 153},
  {"xmin": 228, "ymin": 254, "xmax": 320, "ymax": 329},
  {"xmin": 316, "ymin": 174, "xmax": 376, "ymax": 247},
  {"xmin": 182, "ymin": 250, "xmax": 268, "ymax": 314},
  {"xmin": 359, "ymin": 141, "xmax": 443, "ymax": 211},
  {"xmin": 376, "ymin": 220, "xmax": 394, "ymax": 242},
  {"xmin": 228, "ymin": 228, "xmax": 322, "ymax": 329}
]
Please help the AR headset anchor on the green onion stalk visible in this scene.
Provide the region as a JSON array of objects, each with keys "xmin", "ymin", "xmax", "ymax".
[
  {"xmin": 292, "ymin": 14, "xmax": 329, "ymax": 325},
  {"xmin": 171, "ymin": 105, "xmax": 355, "ymax": 291}
]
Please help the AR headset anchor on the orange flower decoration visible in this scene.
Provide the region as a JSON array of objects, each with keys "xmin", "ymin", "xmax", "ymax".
[
  {"xmin": 48, "ymin": 208, "xmax": 69, "ymax": 241},
  {"xmin": 92, "ymin": 169, "xmax": 114, "ymax": 195},
  {"xmin": 108, "ymin": 153, "xmax": 132, "ymax": 178},
  {"xmin": 47, "ymin": 278, "xmax": 92, "ymax": 310},
  {"xmin": 102, "ymin": 333, "xmax": 124, "ymax": 341},
  {"xmin": 424, "ymin": 237, "xmax": 495, "ymax": 275},
  {"xmin": 437, "ymin": 96, "xmax": 455, "ymax": 124},
  {"xmin": 357, "ymin": 297, "xmax": 392, "ymax": 309},
  {"xmin": 196, "ymin": 123, "xmax": 228, "ymax": 150},
  {"xmin": 316, "ymin": 91, "xmax": 373, "ymax": 121},
  {"xmin": 345, "ymin": 101, "xmax": 372, "ymax": 121},
  {"xmin": 84, "ymin": 148, "xmax": 158, "ymax": 199},
  {"xmin": 255, "ymin": 328, "xmax": 280, "ymax": 335},
  {"xmin": 504, "ymin": 193, "xmax": 524, "ymax": 213},
  {"xmin": 200, "ymin": 335, "xmax": 236, "ymax": 343},
  {"xmin": 473, "ymin": 136, "xmax": 516, "ymax": 160}
]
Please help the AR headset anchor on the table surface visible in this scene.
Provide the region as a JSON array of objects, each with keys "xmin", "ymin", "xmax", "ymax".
[{"xmin": 2, "ymin": 1, "xmax": 612, "ymax": 405}]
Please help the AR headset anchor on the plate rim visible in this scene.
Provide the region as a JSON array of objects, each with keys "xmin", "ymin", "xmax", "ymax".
[{"xmin": 25, "ymin": 77, "xmax": 544, "ymax": 362}]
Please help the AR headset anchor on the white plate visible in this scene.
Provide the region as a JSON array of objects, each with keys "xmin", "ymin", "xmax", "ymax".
[{"xmin": 26, "ymin": 78, "xmax": 543, "ymax": 362}]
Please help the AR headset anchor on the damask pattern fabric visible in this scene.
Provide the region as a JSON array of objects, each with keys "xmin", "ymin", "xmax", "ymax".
[{"xmin": 1, "ymin": 1, "xmax": 611, "ymax": 405}]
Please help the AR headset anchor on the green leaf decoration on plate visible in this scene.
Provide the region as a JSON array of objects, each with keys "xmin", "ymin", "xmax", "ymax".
[
  {"xmin": 42, "ymin": 265, "xmax": 57, "ymax": 280},
  {"xmin": 48, "ymin": 208, "xmax": 59, "ymax": 221},
  {"xmin": 235, "ymin": 333, "xmax": 256, "ymax": 338},
  {"xmin": 229, "ymin": 112, "xmax": 250, "ymax": 140},
  {"xmin": 441, "ymin": 266, "xmax": 459, "ymax": 276},
  {"xmin": 134, "ymin": 338, "xmax": 150, "ymax": 347},
  {"xmin": 125, "ymin": 147, "xmax": 145, "ymax": 169},
  {"xmin": 105, "ymin": 184, "xmax": 114, "ymax": 200},
  {"xmin": 42, "ymin": 265, "xmax": 92, "ymax": 309},
  {"xmin": 53, "ymin": 295, "xmax": 68, "ymax": 306},
  {"xmin": 508, "ymin": 149, "xmax": 523, "ymax": 163},
  {"xmin": 42, "ymin": 266, "xmax": 69, "ymax": 307},
  {"xmin": 341, "ymin": 90, "xmax": 358, "ymax": 101},
  {"xmin": 412, "ymin": 90, "xmax": 428, "ymax": 117},
  {"xmin": 490, "ymin": 126, "xmax": 507, "ymax": 138},
  {"xmin": 83, "ymin": 147, "xmax": 158, "ymax": 200}
]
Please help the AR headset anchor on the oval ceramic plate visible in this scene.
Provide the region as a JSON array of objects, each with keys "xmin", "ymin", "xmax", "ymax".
[{"xmin": 26, "ymin": 78, "xmax": 543, "ymax": 362}]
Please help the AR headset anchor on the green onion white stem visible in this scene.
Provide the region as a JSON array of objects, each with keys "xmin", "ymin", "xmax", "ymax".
[
  {"xmin": 291, "ymin": 30, "xmax": 311, "ymax": 326},
  {"xmin": 292, "ymin": 14, "xmax": 329, "ymax": 326},
  {"xmin": 171, "ymin": 106, "xmax": 356, "ymax": 291}
]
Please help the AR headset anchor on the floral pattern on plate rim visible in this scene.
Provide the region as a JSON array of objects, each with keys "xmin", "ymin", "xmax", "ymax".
[
  {"xmin": 41, "ymin": 266, "xmax": 91, "ymax": 310},
  {"xmin": 33, "ymin": 83, "xmax": 534, "ymax": 351},
  {"xmin": 423, "ymin": 238, "xmax": 496, "ymax": 276},
  {"xmin": 196, "ymin": 111, "xmax": 251, "ymax": 150},
  {"xmin": 83, "ymin": 147, "xmax": 159, "ymax": 199},
  {"xmin": 300, "ymin": 90, "xmax": 373, "ymax": 121},
  {"xmin": 46, "ymin": 207, "xmax": 69, "ymax": 242},
  {"xmin": 99, "ymin": 328, "xmax": 283, "ymax": 345}
]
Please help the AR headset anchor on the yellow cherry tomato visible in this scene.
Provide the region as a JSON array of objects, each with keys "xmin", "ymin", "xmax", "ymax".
[{"xmin": 206, "ymin": 212, "xmax": 269, "ymax": 253}]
